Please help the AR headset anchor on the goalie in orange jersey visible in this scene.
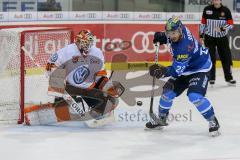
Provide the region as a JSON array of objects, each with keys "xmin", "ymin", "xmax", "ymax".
[{"xmin": 25, "ymin": 29, "xmax": 124, "ymax": 127}]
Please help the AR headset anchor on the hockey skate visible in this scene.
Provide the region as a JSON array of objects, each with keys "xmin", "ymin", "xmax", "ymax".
[
  {"xmin": 209, "ymin": 80, "xmax": 215, "ymax": 87},
  {"xmin": 209, "ymin": 117, "xmax": 220, "ymax": 137},
  {"xmin": 145, "ymin": 115, "xmax": 168, "ymax": 130},
  {"xmin": 226, "ymin": 79, "xmax": 236, "ymax": 86}
]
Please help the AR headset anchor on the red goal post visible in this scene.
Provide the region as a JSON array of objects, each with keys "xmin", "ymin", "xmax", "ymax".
[{"xmin": 0, "ymin": 27, "xmax": 73, "ymax": 124}]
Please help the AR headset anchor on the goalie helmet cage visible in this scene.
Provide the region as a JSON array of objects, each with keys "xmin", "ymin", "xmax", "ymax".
[{"xmin": 0, "ymin": 27, "xmax": 73, "ymax": 124}]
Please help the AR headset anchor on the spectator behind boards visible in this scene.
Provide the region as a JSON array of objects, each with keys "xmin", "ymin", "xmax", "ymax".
[{"xmin": 38, "ymin": 0, "xmax": 62, "ymax": 11}]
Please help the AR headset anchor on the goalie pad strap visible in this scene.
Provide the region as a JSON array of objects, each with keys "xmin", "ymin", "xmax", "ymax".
[
  {"xmin": 95, "ymin": 70, "xmax": 107, "ymax": 76},
  {"xmin": 24, "ymin": 103, "xmax": 53, "ymax": 113}
]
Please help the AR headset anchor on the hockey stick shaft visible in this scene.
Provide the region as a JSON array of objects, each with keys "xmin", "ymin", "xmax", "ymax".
[
  {"xmin": 109, "ymin": 70, "xmax": 114, "ymax": 80},
  {"xmin": 149, "ymin": 43, "xmax": 160, "ymax": 120}
]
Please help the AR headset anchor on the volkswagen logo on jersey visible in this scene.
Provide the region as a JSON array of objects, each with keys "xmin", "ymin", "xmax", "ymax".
[
  {"xmin": 73, "ymin": 66, "xmax": 90, "ymax": 84},
  {"xmin": 50, "ymin": 53, "xmax": 58, "ymax": 62}
]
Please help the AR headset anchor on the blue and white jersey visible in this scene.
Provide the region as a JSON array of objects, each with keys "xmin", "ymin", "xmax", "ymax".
[{"xmin": 166, "ymin": 25, "xmax": 212, "ymax": 77}]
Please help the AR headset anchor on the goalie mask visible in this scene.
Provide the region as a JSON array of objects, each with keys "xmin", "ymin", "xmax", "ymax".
[
  {"xmin": 75, "ymin": 29, "xmax": 94, "ymax": 55},
  {"xmin": 165, "ymin": 17, "xmax": 183, "ymax": 42}
]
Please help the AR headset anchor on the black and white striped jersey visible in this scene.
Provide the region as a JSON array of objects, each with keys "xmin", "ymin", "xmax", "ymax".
[{"xmin": 200, "ymin": 4, "xmax": 233, "ymax": 38}]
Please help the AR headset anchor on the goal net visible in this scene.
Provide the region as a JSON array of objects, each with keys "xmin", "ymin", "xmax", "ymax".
[{"xmin": 0, "ymin": 27, "xmax": 73, "ymax": 124}]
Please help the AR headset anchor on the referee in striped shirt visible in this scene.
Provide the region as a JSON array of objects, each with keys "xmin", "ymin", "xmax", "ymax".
[{"xmin": 200, "ymin": 0, "xmax": 236, "ymax": 85}]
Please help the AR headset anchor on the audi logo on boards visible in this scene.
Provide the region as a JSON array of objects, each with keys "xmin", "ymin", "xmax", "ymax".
[
  {"xmin": 24, "ymin": 13, "xmax": 32, "ymax": 19},
  {"xmin": 131, "ymin": 31, "xmax": 155, "ymax": 53},
  {"xmin": 99, "ymin": 32, "xmax": 169, "ymax": 54},
  {"xmin": 55, "ymin": 13, "xmax": 63, "ymax": 19},
  {"xmin": 120, "ymin": 13, "xmax": 129, "ymax": 19},
  {"xmin": 105, "ymin": 41, "xmax": 131, "ymax": 52},
  {"xmin": 185, "ymin": 14, "xmax": 194, "ymax": 20},
  {"xmin": 88, "ymin": 13, "xmax": 96, "ymax": 18},
  {"xmin": 152, "ymin": 14, "xmax": 162, "ymax": 19},
  {"xmin": 131, "ymin": 31, "xmax": 169, "ymax": 53}
]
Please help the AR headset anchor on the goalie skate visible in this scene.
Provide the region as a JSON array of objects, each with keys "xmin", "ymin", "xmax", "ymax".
[
  {"xmin": 85, "ymin": 111, "xmax": 115, "ymax": 128},
  {"xmin": 226, "ymin": 79, "xmax": 236, "ymax": 86}
]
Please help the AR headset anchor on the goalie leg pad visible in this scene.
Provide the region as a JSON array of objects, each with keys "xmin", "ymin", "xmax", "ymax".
[{"xmin": 24, "ymin": 104, "xmax": 58, "ymax": 125}]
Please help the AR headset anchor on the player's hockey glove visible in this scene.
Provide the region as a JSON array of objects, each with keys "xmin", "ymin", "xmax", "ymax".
[
  {"xmin": 149, "ymin": 64, "xmax": 168, "ymax": 79},
  {"xmin": 153, "ymin": 32, "xmax": 167, "ymax": 45}
]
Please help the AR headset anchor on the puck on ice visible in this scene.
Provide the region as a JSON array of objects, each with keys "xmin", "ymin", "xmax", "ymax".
[{"xmin": 137, "ymin": 101, "xmax": 143, "ymax": 106}]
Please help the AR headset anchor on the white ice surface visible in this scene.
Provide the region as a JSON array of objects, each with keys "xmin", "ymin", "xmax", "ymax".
[{"xmin": 0, "ymin": 69, "xmax": 240, "ymax": 160}]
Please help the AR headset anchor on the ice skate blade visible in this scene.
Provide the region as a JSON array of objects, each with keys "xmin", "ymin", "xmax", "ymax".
[
  {"xmin": 227, "ymin": 83, "xmax": 236, "ymax": 87},
  {"xmin": 209, "ymin": 84, "xmax": 214, "ymax": 88},
  {"xmin": 209, "ymin": 130, "xmax": 221, "ymax": 137},
  {"xmin": 144, "ymin": 126, "xmax": 164, "ymax": 131}
]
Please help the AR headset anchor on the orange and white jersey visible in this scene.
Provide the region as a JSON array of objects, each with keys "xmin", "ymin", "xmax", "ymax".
[{"xmin": 48, "ymin": 43, "xmax": 106, "ymax": 89}]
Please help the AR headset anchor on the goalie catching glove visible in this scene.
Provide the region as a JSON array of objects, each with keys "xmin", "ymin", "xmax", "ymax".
[
  {"xmin": 97, "ymin": 76, "xmax": 124, "ymax": 98},
  {"xmin": 149, "ymin": 64, "xmax": 168, "ymax": 79}
]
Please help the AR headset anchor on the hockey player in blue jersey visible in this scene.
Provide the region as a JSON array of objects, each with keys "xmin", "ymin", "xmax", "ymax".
[{"xmin": 146, "ymin": 17, "xmax": 220, "ymax": 136}]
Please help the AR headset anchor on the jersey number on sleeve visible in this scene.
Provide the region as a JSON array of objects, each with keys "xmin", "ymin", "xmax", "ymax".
[{"xmin": 200, "ymin": 47, "xmax": 208, "ymax": 56}]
